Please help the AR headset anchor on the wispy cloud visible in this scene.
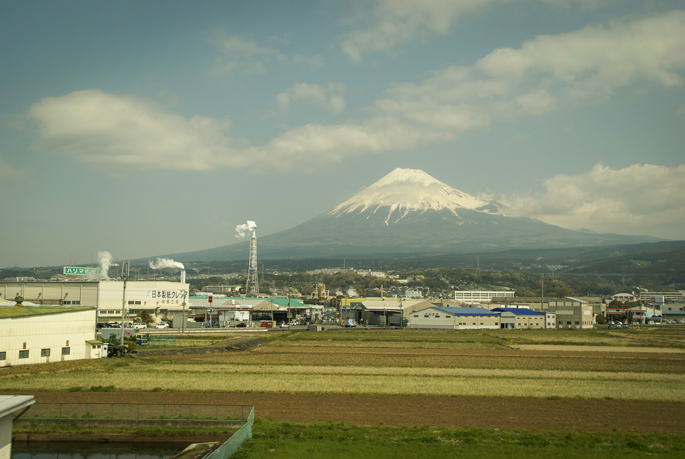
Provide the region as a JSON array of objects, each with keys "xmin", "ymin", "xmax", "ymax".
[
  {"xmin": 276, "ymin": 83, "xmax": 347, "ymax": 114},
  {"xmin": 208, "ymin": 29, "xmax": 323, "ymax": 76},
  {"xmin": 499, "ymin": 163, "xmax": 685, "ymax": 239},
  {"xmin": 0, "ymin": 152, "xmax": 33, "ymax": 184},
  {"xmin": 341, "ymin": 0, "xmax": 497, "ymax": 62},
  {"xmin": 340, "ymin": 0, "xmax": 615, "ymax": 61}
]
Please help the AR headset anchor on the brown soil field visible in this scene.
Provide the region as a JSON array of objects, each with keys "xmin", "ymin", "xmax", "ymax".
[
  {"xmin": 7, "ymin": 391, "xmax": 685, "ymax": 434},
  {"xmin": 163, "ymin": 345, "xmax": 685, "ymax": 373}
]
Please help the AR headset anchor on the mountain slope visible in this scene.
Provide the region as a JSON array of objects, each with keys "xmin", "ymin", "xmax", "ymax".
[{"xmin": 158, "ymin": 168, "xmax": 663, "ymax": 262}]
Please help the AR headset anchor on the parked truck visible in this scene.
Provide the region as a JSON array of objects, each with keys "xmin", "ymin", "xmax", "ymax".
[{"xmin": 343, "ymin": 318, "xmax": 357, "ymax": 328}]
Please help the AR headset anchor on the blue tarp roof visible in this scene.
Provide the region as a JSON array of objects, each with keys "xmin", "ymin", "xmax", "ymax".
[{"xmin": 492, "ymin": 308, "xmax": 544, "ymax": 316}]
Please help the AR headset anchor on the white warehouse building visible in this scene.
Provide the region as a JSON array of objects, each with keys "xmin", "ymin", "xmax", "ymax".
[
  {"xmin": 0, "ymin": 307, "xmax": 100, "ymax": 367},
  {"xmin": 0, "ymin": 281, "xmax": 189, "ymax": 325},
  {"xmin": 453, "ymin": 291, "xmax": 515, "ymax": 304}
]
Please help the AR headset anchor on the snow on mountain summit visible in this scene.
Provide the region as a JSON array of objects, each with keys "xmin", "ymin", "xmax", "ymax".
[{"xmin": 329, "ymin": 168, "xmax": 503, "ymax": 224}]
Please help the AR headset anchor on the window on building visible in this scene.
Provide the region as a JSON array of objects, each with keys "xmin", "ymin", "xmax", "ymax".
[
  {"xmin": 135, "ymin": 301, "xmax": 141, "ymax": 305},
  {"xmin": 63, "ymin": 301, "xmax": 71, "ymax": 305},
  {"xmin": 0, "ymin": 352, "xmax": 5, "ymax": 360},
  {"xmin": 19, "ymin": 350, "xmax": 29, "ymax": 359},
  {"xmin": 41, "ymin": 348, "xmax": 51, "ymax": 357},
  {"xmin": 413, "ymin": 315, "xmax": 418, "ymax": 318},
  {"xmin": 575, "ymin": 321, "xmax": 580, "ymax": 325},
  {"xmin": 473, "ymin": 323, "xmax": 476, "ymax": 325},
  {"xmin": 128, "ymin": 301, "xmax": 134, "ymax": 305},
  {"xmin": 72, "ymin": 301, "xmax": 80, "ymax": 305},
  {"xmin": 61, "ymin": 347, "xmax": 70, "ymax": 356},
  {"xmin": 567, "ymin": 321, "xmax": 571, "ymax": 325}
]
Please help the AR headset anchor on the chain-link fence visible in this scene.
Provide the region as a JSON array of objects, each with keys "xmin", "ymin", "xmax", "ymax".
[{"xmin": 206, "ymin": 406, "xmax": 254, "ymax": 459}]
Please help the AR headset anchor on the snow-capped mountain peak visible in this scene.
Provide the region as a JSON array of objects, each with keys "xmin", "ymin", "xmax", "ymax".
[{"xmin": 329, "ymin": 168, "xmax": 503, "ymax": 224}]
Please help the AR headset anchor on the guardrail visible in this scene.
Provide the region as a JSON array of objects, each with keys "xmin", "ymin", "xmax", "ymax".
[{"xmin": 23, "ymin": 403, "xmax": 250, "ymax": 422}]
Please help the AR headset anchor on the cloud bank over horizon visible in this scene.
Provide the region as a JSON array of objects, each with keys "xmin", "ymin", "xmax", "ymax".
[{"xmin": 497, "ymin": 163, "xmax": 685, "ymax": 240}]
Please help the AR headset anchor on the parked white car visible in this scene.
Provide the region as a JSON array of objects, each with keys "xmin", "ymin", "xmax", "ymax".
[
  {"xmin": 155, "ymin": 322, "xmax": 169, "ymax": 329},
  {"xmin": 133, "ymin": 323, "xmax": 147, "ymax": 329}
]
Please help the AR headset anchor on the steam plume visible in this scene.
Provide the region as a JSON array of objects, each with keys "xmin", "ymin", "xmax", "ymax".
[
  {"xmin": 149, "ymin": 258, "xmax": 185, "ymax": 270},
  {"xmin": 347, "ymin": 288, "xmax": 359, "ymax": 297},
  {"xmin": 97, "ymin": 251, "xmax": 113, "ymax": 279},
  {"xmin": 235, "ymin": 220, "xmax": 257, "ymax": 238}
]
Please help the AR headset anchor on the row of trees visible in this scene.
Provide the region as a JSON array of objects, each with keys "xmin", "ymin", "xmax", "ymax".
[{"xmin": 188, "ymin": 268, "xmax": 634, "ymax": 298}]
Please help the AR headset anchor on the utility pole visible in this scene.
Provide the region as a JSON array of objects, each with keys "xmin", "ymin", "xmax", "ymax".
[{"xmin": 120, "ymin": 260, "xmax": 130, "ymax": 348}]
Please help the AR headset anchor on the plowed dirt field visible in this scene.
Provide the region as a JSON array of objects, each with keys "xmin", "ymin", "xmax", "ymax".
[{"xmin": 9, "ymin": 391, "xmax": 685, "ymax": 434}]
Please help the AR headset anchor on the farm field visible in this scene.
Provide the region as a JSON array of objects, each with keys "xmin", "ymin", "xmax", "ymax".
[
  {"xmin": 3, "ymin": 326, "xmax": 685, "ymax": 453},
  {"xmin": 2, "ymin": 329, "xmax": 685, "ymax": 401}
]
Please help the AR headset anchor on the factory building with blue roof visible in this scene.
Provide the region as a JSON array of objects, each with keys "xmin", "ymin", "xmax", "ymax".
[{"xmin": 410, "ymin": 306, "xmax": 500, "ymax": 330}]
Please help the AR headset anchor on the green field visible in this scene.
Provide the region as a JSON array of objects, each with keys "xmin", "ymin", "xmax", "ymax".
[{"xmin": 232, "ymin": 419, "xmax": 685, "ymax": 459}]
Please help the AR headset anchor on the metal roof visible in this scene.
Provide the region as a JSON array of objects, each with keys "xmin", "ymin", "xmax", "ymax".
[
  {"xmin": 432, "ymin": 306, "xmax": 500, "ymax": 316},
  {"xmin": 0, "ymin": 306, "xmax": 95, "ymax": 319},
  {"xmin": 492, "ymin": 308, "xmax": 545, "ymax": 316}
]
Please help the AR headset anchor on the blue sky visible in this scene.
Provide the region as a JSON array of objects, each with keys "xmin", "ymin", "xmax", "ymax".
[{"xmin": 1, "ymin": 0, "xmax": 684, "ymax": 267}]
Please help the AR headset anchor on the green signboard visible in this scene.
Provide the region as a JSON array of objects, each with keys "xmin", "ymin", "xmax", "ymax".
[{"xmin": 63, "ymin": 267, "xmax": 99, "ymax": 275}]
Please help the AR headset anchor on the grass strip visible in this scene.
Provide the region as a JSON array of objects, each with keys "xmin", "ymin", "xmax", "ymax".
[
  {"xmin": 145, "ymin": 363, "xmax": 685, "ymax": 382},
  {"xmin": 234, "ymin": 418, "xmax": 685, "ymax": 459}
]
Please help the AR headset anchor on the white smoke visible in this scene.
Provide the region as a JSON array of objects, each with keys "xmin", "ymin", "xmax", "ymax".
[
  {"xmin": 347, "ymin": 288, "xmax": 359, "ymax": 297},
  {"xmin": 149, "ymin": 258, "xmax": 185, "ymax": 270},
  {"xmin": 97, "ymin": 251, "xmax": 113, "ymax": 279},
  {"xmin": 335, "ymin": 290, "xmax": 344, "ymax": 296},
  {"xmin": 235, "ymin": 220, "xmax": 257, "ymax": 238}
]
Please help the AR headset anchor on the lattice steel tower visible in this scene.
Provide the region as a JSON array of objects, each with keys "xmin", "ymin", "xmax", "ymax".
[{"xmin": 245, "ymin": 229, "xmax": 259, "ymax": 295}]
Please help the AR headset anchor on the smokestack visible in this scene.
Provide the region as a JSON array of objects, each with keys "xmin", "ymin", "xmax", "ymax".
[{"xmin": 180, "ymin": 269, "xmax": 186, "ymax": 284}]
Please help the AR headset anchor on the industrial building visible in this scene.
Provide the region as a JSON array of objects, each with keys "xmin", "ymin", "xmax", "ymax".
[
  {"xmin": 345, "ymin": 300, "xmax": 433, "ymax": 326},
  {"xmin": 640, "ymin": 291, "xmax": 684, "ymax": 303},
  {"xmin": 491, "ymin": 308, "xmax": 546, "ymax": 329},
  {"xmin": 0, "ymin": 280, "xmax": 189, "ymax": 326},
  {"xmin": 0, "ymin": 306, "xmax": 100, "ymax": 366},
  {"xmin": 452, "ymin": 290, "xmax": 515, "ymax": 304},
  {"xmin": 490, "ymin": 297, "xmax": 594, "ymax": 329},
  {"xmin": 184, "ymin": 296, "xmax": 314, "ymax": 328},
  {"xmin": 410, "ymin": 306, "xmax": 500, "ymax": 330}
]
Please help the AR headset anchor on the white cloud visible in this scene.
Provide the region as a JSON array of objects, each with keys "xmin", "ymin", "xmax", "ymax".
[
  {"xmin": 341, "ymin": 0, "xmax": 497, "ymax": 61},
  {"xmin": 340, "ymin": 0, "xmax": 616, "ymax": 61},
  {"xmin": 24, "ymin": 12, "xmax": 685, "ymax": 174},
  {"xmin": 26, "ymin": 90, "xmax": 244, "ymax": 171},
  {"xmin": 25, "ymin": 90, "xmax": 448, "ymax": 172},
  {"xmin": 246, "ymin": 117, "xmax": 452, "ymax": 171},
  {"xmin": 208, "ymin": 29, "xmax": 323, "ymax": 75},
  {"xmin": 499, "ymin": 164, "xmax": 685, "ymax": 239},
  {"xmin": 276, "ymin": 83, "xmax": 347, "ymax": 114},
  {"xmin": 374, "ymin": 10, "xmax": 685, "ymax": 125},
  {"xmin": 0, "ymin": 153, "xmax": 33, "ymax": 184}
]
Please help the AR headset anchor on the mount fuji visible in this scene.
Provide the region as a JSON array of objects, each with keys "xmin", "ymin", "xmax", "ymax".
[{"xmin": 165, "ymin": 168, "xmax": 662, "ymax": 262}]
